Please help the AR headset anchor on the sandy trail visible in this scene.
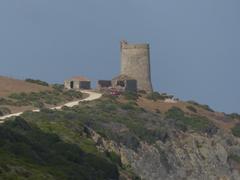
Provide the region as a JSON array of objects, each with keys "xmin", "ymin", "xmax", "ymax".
[{"xmin": 0, "ymin": 90, "xmax": 102, "ymax": 122}]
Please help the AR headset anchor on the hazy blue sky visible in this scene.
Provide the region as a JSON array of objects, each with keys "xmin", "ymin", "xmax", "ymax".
[{"xmin": 0, "ymin": 0, "xmax": 239, "ymax": 113}]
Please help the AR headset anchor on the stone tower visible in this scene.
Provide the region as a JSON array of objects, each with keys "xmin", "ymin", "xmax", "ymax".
[{"xmin": 120, "ymin": 41, "xmax": 153, "ymax": 93}]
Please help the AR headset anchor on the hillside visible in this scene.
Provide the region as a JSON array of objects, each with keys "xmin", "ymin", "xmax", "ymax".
[
  {"xmin": 136, "ymin": 96, "xmax": 237, "ymax": 132},
  {"xmin": 0, "ymin": 76, "xmax": 85, "ymax": 116},
  {"xmin": 0, "ymin": 76, "xmax": 51, "ymax": 97},
  {"xmin": 0, "ymin": 92, "xmax": 240, "ymax": 180}
]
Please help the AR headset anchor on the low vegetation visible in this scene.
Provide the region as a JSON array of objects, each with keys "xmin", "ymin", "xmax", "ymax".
[
  {"xmin": 52, "ymin": 83, "xmax": 65, "ymax": 91},
  {"xmin": 227, "ymin": 113, "xmax": 240, "ymax": 120},
  {"xmin": 0, "ymin": 107, "xmax": 11, "ymax": 116},
  {"xmin": 0, "ymin": 117, "xmax": 119, "ymax": 179},
  {"xmin": 228, "ymin": 154, "xmax": 240, "ymax": 164},
  {"xmin": 0, "ymin": 94, "xmax": 226, "ymax": 179},
  {"xmin": 187, "ymin": 101, "xmax": 214, "ymax": 112},
  {"xmin": 122, "ymin": 91, "xmax": 139, "ymax": 101},
  {"xmin": 231, "ymin": 123, "xmax": 240, "ymax": 137},
  {"xmin": 21, "ymin": 97, "xmax": 169, "ymax": 148},
  {"xmin": 0, "ymin": 98, "xmax": 14, "ymax": 106},
  {"xmin": 0, "ymin": 90, "xmax": 83, "ymax": 108},
  {"xmin": 105, "ymin": 151, "xmax": 122, "ymax": 167},
  {"xmin": 25, "ymin": 79, "xmax": 49, "ymax": 86},
  {"xmin": 147, "ymin": 92, "xmax": 174, "ymax": 101},
  {"xmin": 166, "ymin": 107, "xmax": 217, "ymax": 134}
]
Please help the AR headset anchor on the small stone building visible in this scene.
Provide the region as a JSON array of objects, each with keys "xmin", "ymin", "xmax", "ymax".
[
  {"xmin": 97, "ymin": 80, "xmax": 112, "ymax": 90},
  {"xmin": 64, "ymin": 76, "xmax": 91, "ymax": 90},
  {"xmin": 112, "ymin": 74, "xmax": 137, "ymax": 92}
]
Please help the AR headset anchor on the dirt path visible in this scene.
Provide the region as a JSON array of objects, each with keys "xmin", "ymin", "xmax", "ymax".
[{"xmin": 0, "ymin": 90, "xmax": 102, "ymax": 122}]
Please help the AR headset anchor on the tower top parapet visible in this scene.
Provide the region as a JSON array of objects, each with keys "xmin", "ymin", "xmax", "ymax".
[{"xmin": 120, "ymin": 41, "xmax": 149, "ymax": 49}]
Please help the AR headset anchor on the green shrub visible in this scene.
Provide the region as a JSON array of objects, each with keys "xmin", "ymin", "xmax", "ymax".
[
  {"xmin": 120, "ymin": 102, "xmax": 136, "ymax": 110},
  {"xmin": 187, "ymin": 101, "xmax": 214, "ymax": 112},
  {"xmin": 7, "ymin": 90, "xmax": 83, "ymax": 108},
  {"xmin": 227, "ymin": 113, "xmax": 240, "ymax": 120},
  {"xmin": 32, "ymin": 101, "xmax": 45, "ymax": 109},
  {"xmin": 0, "ymin": 117, "xmax": 119, "ymax": 179},
  {"xmin": 142, "ymin": 128, "xmax": 169, "ymax": 144},
  {"xmin": 52, "ymin": 84, "xmax": 64, "ymax": 92},
  {"xmin": 147, "ymin": 92, "xmax": 174, "ymax": 101},
  {"xmin": 101, "ymin": 103, "xmax": 118, "ymax": 112},
  {"xmin": 147, "ymin": 92, "xmax": 162, "ymax": 101},
  {"xmin": 9, "ymin": 92, "xmax": 28, "ymax": 100},
  {"xmin": 166, "ymin": 107, "xmax": 185, "ymax": 119},
  {"xmin": 123, "ymin": 91, "xmax": 139, "ymax": 101},
  {"xmin": 232, "ymin": 123, "xmax": 240, "ymax": 137},
  {"xmin": 0, "ymin": 98, "xmax": 15, "ymax": 106},
  {"xmin": 228, "ymin": 154, "xmax": 240, "ymax": 163},
  {"xmin": 0, "ymin": 107, "xmax": 11, "ymax": 116},
  {"xmin": 25, "ymin": 79, "xmax": 49, "ymax": 86},
  {"xmin": 105, "ymin": 151, "xmax": 122, "ymax": 167},
  {"xmin": 63, "ymin": 90, "xmax": 83, "ymax": 100},
  {"xmin": 166, "ymin": 107, "xmax": 217, "ymax": 134},
  {"xmin": 45, "ymin": 97, "xmax": 61, "ymax": 105}
]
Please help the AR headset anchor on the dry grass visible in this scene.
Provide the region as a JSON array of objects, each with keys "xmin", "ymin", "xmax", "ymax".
[
  {"xmin": 0, "ymin": 76, "xmax": 52, "ymax": 113},
  {"xmin": 0, "ymin": 76, "xmax": 51, "ymax": 97}
]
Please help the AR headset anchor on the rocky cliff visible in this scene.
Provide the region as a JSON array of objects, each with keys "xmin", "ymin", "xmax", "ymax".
[{"xmin": 1, "ymin": 92, "xmax": 240, "ymax": 180}]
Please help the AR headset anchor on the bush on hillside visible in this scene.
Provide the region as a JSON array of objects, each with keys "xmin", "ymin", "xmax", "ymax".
[
  {"xmin": 25, "ymin": 79, "xmax": 49, "ymax": 86},
  {"xmin": 123, "ymin": 91, "xmax": 139, "ymax": 101},
  {"xmin": 166, "ymin": 107, "xmax": 217, "ymax": 134},
  {"xmin": 187, "ymin": 101, "xmax": 214, "ymax": 112},
  {"xmin": 9, "ymin": 92, "xmax": 28, "ymax": 100},
  {"xmin": 228, "ymin": 154, "xmax": 240, "ymax": 164},
  {"xmin": 120, "ymin": 102, "xmax": 137, "ymax": 110},
  {"xmin": 52, "ymin": 84, "xmax": 64, "ymax": 92},
  {"xmin": 166, "ymin": 107, "xmax": 185, "ymax": 119},
  {"xmin": 227, "ymin": 113, "xmax": 240, "ymax": 120},
  {"xmin": 232, "ymin": 123, "xmax": 240, "ymax": 137},
  {"xmin": 0, "ymin": 107, "xmax": 11, "ymax": 116},
  {"xmin": 0, "ymin": 117, "xmax": 119, "ymax": 179},
  {"xmin": 105, "ymin": 151, "xmax": 122, "ymax": 167},
  {"xmin": 147, "ymin": 92, "xmax": 174, "ymax": 101},
  {"xmin": 0, "ymin": 98, "xmax": 15, "ymax": 106},
  {"xmin": 7, "ymin": 90, "xmax": 83, "ymax": 107},
  {"xmin": 63, "ymin": 90, "xmax": 83, "ymax": 99},
  {"xmin": 100, "ymin": 103, "xmax": 118, "ymax": 112}
]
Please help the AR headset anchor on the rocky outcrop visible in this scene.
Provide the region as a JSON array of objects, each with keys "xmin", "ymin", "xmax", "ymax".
[{"xmin": 87, "ymin": 126, "xmax": 240, "ymax": 180}]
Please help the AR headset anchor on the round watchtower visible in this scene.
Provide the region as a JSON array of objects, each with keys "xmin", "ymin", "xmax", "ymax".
[{"xmin": 120, "ymin": 41, "xmax": 153, "ymax": 93}]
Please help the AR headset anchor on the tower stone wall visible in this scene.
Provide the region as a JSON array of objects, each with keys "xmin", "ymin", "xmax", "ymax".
[{"xmin": 120, "ymin": 41, "xmax": 153, "ymax": 93}]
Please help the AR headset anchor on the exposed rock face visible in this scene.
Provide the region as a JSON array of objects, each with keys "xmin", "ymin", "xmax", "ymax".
[{"xmin": 89, "ymin": 127, "xmax": 240, "ymax": 180}]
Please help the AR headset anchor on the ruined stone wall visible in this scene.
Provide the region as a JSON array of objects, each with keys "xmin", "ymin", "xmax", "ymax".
[
  {"xmin": 64, "ymin": 80, "xmax": 90, "ymax": 90},
  {"xmin": 64, "ymin": 80, "xmax": 72, "ymax": 89},
  {"xmin": 120, "ymin": 42, "xmax": 153, "ymax": 93},
  {"xmin": 79, "ymin": 81, "xmax": 91, "ymax": 89}
]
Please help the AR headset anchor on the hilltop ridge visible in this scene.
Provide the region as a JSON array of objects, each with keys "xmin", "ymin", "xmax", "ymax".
[
  {"xmin": 0, "ymin": 76, "xmax": 51, "ymax": 97},
  {"xmin": 0, "ymin": 76, "xmax": 85, "ymax": 115}
]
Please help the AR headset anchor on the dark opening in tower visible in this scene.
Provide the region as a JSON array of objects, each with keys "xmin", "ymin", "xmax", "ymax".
[
  {"xmin": 117, "ymin": 81, "xmax": 125, "ymax": 87},
  {"xmin": 70, "ymin": 81, "xmax": 74, "ymax": 89}
]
